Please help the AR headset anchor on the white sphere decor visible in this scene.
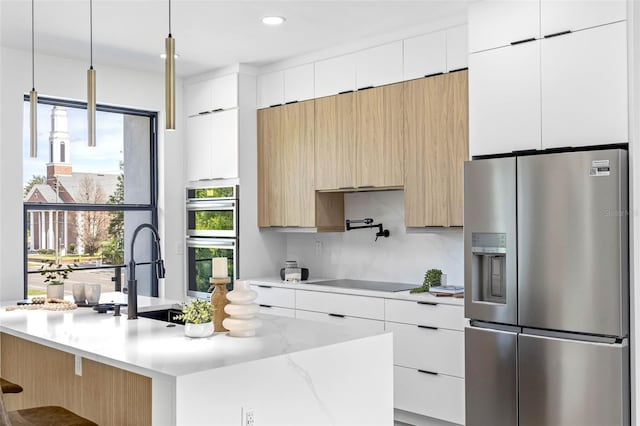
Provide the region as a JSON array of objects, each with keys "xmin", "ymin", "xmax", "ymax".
[{"xmin": 223, "ymin": 280, "xmax": 262, "ymax": 337}]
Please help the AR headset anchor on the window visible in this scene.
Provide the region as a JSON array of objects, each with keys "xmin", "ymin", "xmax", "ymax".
[{"xmin": 23, "ymin": 97, "xmax": 158, "ymax": 298}]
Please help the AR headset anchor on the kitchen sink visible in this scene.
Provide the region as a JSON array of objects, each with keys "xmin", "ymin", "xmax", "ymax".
[{"xmin": 138, "ymin": 308, "xmax": 185, "ymax": 325}]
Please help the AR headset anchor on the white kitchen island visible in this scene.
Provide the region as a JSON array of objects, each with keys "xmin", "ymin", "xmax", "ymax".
[{"xmin": 0, "ymin": 294, "xmax": 393, "ymax": 426}]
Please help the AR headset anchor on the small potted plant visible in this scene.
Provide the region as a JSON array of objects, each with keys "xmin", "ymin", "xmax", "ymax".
[
  {"xmin": 410, "ymin": 268, "xmax": 443, "ymax": 294},
  {"xmin": 39, "ymin": 260, "xmax": 76, "ymax": 299},
  {"xmin": 174, "ymin": 298, "xmax": 214, "ymax": 338}
]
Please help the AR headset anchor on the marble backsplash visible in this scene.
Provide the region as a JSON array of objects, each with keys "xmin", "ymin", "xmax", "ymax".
[{"xmin": 285, "ymin": 190, "xmax": 464, "ymax": 286}]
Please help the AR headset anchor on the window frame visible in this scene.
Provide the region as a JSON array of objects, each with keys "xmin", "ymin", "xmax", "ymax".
[{"xmin": 22, "ymin": 95, "xmax": 159, "ymax": 298}]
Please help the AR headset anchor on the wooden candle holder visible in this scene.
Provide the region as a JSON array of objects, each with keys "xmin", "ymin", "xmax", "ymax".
[{"xmin": 209, "ymin": 277, "xmax": 231, "ymax": 332}]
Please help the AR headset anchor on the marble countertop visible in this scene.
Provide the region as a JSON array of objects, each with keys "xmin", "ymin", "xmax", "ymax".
[
  {"xmin": 0, "ymin": 292, "xmax": 386, "ymax": 379},
  {"xmin": 247, "ymin": 277, "xmax": 465, "ymax": 306}
]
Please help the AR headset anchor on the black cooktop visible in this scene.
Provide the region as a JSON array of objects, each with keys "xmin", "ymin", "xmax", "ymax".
[{"xmin": 312, "ymin": 279, "xmax": 420, "ymax": 293}]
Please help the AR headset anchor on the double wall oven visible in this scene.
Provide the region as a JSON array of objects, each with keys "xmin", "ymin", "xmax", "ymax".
[{"xmin": 186, "ymin": 185, "xmax": 238, "ymax": 298}]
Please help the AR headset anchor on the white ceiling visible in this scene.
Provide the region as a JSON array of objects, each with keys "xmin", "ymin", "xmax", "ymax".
[{"xmin": 1, "ymin": 1, "xmax": 473, "ymax": 78}]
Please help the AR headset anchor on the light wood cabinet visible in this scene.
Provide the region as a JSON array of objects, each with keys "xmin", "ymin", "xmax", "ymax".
[
  {"xmin": 314, "ymin": 93, "xmax": 357, "ymax": 190},
  {"xmin": 356, "ymin": 83, "xmax": 404, "ymax": 188},
  {"xmin": 257, "ymin": 106, "xmax": 284, "ymax": 226},
  {"xmin": 404, "ymin": 71, "xmax": 468, "ymax": 227},
  {"xmin": 258, "ymin": 101, "xmax": 345, "ymax": 230}
]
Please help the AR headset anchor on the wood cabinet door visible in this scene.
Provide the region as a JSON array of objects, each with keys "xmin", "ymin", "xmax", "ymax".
[
  {"xmin": 356, "ymin": 83, "xmax": 404, "ymax": 188},
  {"xmin": 404, "ymin": 76, "xmax": 449, "ymax": 227},
  {"xmin": 257, "ymin": 107, "xmax": 284, "ymax": 226},
  {"xmin": 446, "ymin": 71, "xmax": 469, "ymax": 226},
  {"xmin": 282, "ymin": 100, "xmax": 315, "ymax": 227},
  {"xmin": 314, "ymin": 93, "xmax": 357, "ymax": 190}
]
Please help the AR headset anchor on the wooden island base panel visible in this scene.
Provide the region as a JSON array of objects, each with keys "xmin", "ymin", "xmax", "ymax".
[{"xmin": 0, "ymin": 333, "xmax": 151, "ymax": 426}]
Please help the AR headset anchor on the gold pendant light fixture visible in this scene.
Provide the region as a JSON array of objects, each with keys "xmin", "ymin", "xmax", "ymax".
[
  {"xmin": 87, "ymin": 0, "xmax": 96, "ymax": 147},
  {"xmin": 29, "ymin": 0, "xmax": 37, "ymax": 158},
  {"xmin": 165, "ymin": 0, "xmax": 175, "ymax": 130}
]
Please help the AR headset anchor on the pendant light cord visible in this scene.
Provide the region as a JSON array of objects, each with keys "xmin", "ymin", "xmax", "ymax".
[
  {"xmin": 89, "ymin": 0, "xmax": 93, "ymax": 68},
  {"xmin": 168, "ymin": 0, "xmax": 172, "ymax": 37},
  {"xmin": 31, "ymin": 0, "xmax": 35, "ymax": 90}
]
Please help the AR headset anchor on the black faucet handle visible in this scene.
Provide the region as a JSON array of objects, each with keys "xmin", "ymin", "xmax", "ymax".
[{"xmin": 156, "ymin": 260, "xmax": 166, "ymax": 279}]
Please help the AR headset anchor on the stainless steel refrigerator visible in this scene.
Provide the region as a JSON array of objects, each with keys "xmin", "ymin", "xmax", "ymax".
[{"xmin": 464, "ymin": 149, "xmax": 629, "ymax": 426}]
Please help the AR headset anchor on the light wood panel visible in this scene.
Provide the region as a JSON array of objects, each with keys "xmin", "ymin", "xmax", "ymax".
[
  {"xmin": 315, "ymin": 192, "xmax": 345, "ymax": 232},
  {"xmin": 447, "ymin": 70, "xmax": 469, "ymax": 226},
  {"xmin": 356, "ymin": 83, "xmax": 404, "ymax": 188},
  {"xmin": 257, "ymin": 107, "xmax": 285, "ymax": 226},
  {"xmin": 314, "ymin": 93, "xmax": 357, "ymax": 190},
  {"xmin": 404, "ymin": 72, "xmax": 468, "ymax": 227},
  {"xmin": 0, "ymin": 333, "xmax": 151, "ymax": 426},
  {"xmin": 283, "ymin": 100, "xmax": 315, "ymax": 227}
]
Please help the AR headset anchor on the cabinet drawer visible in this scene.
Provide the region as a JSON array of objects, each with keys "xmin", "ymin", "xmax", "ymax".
[
  {"xmin": 394, "ymin": 365, "xmax": 465, "ymax": 425},
  {"xmin": 386, "ymin": 322, "xmax": 464, "ymax": 377},
  {"xmin": 296, "ymin": 290, "xmax": 384, "ymax": 320},
  {"xmin": 250, "ymin": 285, "xmax": 295, "ymax": 309},
  {"xmin": 296, "ymin": 309, "xmax": 385, "ymax": 333},
  {"xmin": 385, "ymin": 299, "xmax": 464, "ymax": 330},
  {"xmin": 257, "ymin": 305, "xmax": 295, "ymax": 318}
]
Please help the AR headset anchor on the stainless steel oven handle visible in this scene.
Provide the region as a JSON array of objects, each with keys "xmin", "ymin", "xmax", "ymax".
[
  {"xmin": 186, "ymin": 200, "xmax": 236, "ymax": 210},
  {"xmin": 186, "ymin": 237, "xmax": 236, "ymax": 248}
]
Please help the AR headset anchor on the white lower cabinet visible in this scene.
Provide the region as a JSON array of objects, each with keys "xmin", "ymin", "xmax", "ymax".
[
  {"xmin": 386, "ymin": 321, "xmax": 464, "ymax": 378},
  {"xmin": 394, "ymin": 365, "xmax": 465, "ymax": 425},
  {"xmin": 295, "ymin": 290, "xmax": 384, "ymax": 320},
  {"xmin": 295, "ymin": 309, "xmax": 385, "ymax": 333},
  {"xmin": 257, "ymin": 305, "xmax": 295, "ymax": 318},
  {"xmin": 251, "ymin": 285, "xmax": 295, "ymax": 309}
]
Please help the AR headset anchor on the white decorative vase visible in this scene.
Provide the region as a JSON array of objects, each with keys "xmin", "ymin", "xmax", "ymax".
[
  {"xmin": 223, "ymin": 280, "xmax": 262, "ymax": 337},
  {"xmin": 184, "ymin": 321, "xmax": 214, "ymax": 338},
  {"xmin": 46, "ymin": 284, "xmax": 64, "ymax": 300}
]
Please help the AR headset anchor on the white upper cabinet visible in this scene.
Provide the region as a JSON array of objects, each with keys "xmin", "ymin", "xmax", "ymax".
[
  {"xmin": 314, "ymin": 54, "xmax": 357, "ymax": 98},
  {"xmin": 469, "ymin": 41, "xmax": 542, "ymax": 156},
  {"xmin": 284, "ymin": 64, "xmax": 315, "ymax": 103},
  {"xmin": 257, "ymin": 71, "xmax": 284, "ymax": 109},
  {"xmin": 186, "ymin": 110, "xmax": 239, "ymax": 181},
  {"xmin": 540, "ymin": 0, "xmax": 626, "ymax": 37},
  {"xmin": 541, "ymin": 21, "xmax": 628, "ymax": 148},
  {"xmin": 468, "ymin": 0, "xmax": 540, "ymax": 53},
  {"xmin": 185, "ymin": 80, "xmax": 214, "ymax": 117},
  {"xmin": 210, "ymin": 110, "xmax": 239, "ymax": 178},
  {"xmin": 355, "ymin": 41, "xmax": 403, "ymax": 89},
  {"xmin": 446, "ymin": 25, "xmax": 468, "ymax": 71},
  {"xmin": 210, "ymin": 74, "xmax": 238, "ymax": 111},
  {"xmin": 186, "ymin": 113, "xmax": 213, "ymax": 182},
  {"xmin": 404, "ymin": 31, "xmax": 447, "ymax": 81},
  {"xmin": 185, "ymin": 74, "xmax": 238, "ymax": 116}
]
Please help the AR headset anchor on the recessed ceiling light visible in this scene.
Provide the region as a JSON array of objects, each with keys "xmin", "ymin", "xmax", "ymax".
[
  {"xmin": 160, "ymin": 53, "xmax": 180, "ymax": 59},
  {"xmin": 262, "ymin": 16, "xmax": 286, "ymax": 26}
]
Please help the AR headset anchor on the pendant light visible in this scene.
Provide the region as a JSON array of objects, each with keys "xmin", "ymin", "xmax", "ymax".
[
  {"xmin": 87, "ymin": 0, "xmax": 96, "ymax": 147},
  {"xmin": 29, "ymin": 0, "xmax": 37, "ymax": 158},
  {"xmin": 165, "ymin": 0, "xmax": 175, "ymax": 130}
]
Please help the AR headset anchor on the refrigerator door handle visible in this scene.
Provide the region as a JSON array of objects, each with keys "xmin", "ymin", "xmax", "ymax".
[{"xmin": 522, "ymin": 328, "xmax": 627, "ymax": 346}]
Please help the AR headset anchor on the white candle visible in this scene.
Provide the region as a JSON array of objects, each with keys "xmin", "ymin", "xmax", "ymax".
[{"xmin": 212, "ymin": 257, "xmax": 228, "ymax": 278}]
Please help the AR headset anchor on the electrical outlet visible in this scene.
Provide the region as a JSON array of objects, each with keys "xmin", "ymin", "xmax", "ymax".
[
  {"xmin": 242, "ymin": 407, "xmax": 254, "ymax": 426},
  {"xmin": 315, "ymin": 240, "xmax": 322, "ymax": 255}
]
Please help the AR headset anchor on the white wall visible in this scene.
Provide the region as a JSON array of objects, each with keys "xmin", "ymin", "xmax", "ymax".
[
  {"xmin": 286, "ymin": 191, "xmax": 463, "ymax": 286},
  {"xmin": 0, "ymin": 47, "xmax": 185, "ymax": 301}
]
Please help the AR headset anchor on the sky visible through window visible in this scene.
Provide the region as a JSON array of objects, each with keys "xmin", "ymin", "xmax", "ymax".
[{"xmin": 22, "ymin": 102, "xmax": 124, "ymax": 187}]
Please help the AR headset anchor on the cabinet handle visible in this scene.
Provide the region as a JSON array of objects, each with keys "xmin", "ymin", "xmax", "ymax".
[
  {"xmin": 544, "ymin": 30, "xmax": 572, "ymax": 39},
  {"xmin": 448, "ymin": 67, "xmax": 468, "ymax": 73},
  {"xmin": 258, "ymin": 285, "xmax": 272, "ymax": 289},
  {"xmin": 417, "ymin": 301, "xmax": 438, "ymax": 306},
  {"xmin": 357, "ymin": 86, "xmax": 374, "ymax": 91},
  {"xmin": 328, "ymin": 313, "xmax": 345, "ymax": 318},
  {"xmin": 269, "ymin": 103, "xmax": 282, "ymax": 108},
  {"xmin": 198, "ymin": 111, "xmax": 210, "ymax": 115},
  {"xmin": 259, "ymin": 304, "xmax": 272, "ymax": 308},
  {"xmin": 339, "ymin": 186, "xmax": 355, "ymax": 190},
  {"xmin": 417, "ymin": 369, "xmax": 438, "ymax": 376},
  {"xmin": 510, "ymin": 37, "xmax": 536, "ymax": 45},
  {"xmin": 338, "ymin": 90, "xmax": 354, "ymax": 95},
  {"xmin": 417, "ymin": 325, "xmax": 438, "ymax": 331},
  {"xmin": 212, "ymin": 108, "xmax": 224, "ymax": 112},
  {"xmin": 285, "ymin": 100, "xmax": 299, "ymax": 105},
  {"xmin": 357, "ymin": 185, "xmax": 374, "ymax": 189},
  {"xmin": 424, "ymin": 72, "xmax": 444, "ymax": 78}
]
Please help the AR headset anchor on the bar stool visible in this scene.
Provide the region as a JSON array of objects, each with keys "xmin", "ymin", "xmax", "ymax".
[
  {"xmin": 0, "ymin": 379, "xmax": 22, "ymax": 395},
  {"xmin": 0, "ymin": 387, "xmax": 97, "ymax": 426}
]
